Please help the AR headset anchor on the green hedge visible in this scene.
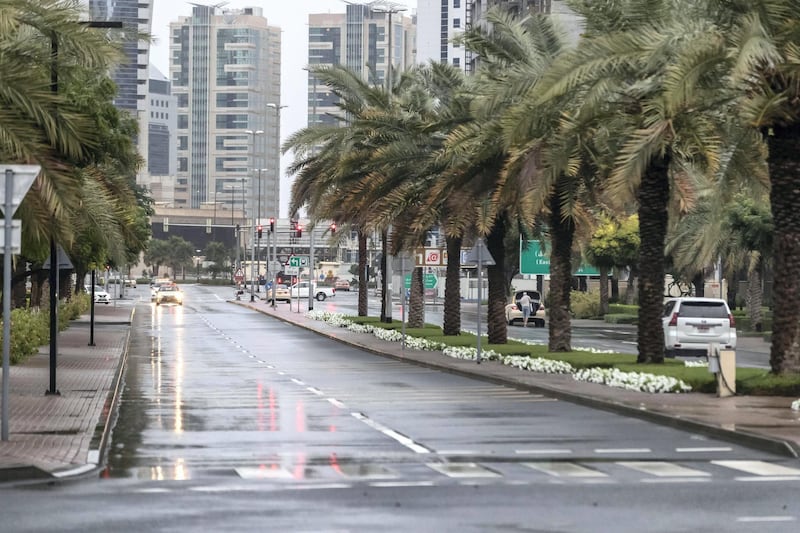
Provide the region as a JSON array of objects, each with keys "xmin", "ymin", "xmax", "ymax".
[
  {"xmin": 570, "ymin": 290, "xmax": 600, "ymax": 318},
  {"xmin": 608, "ymin": 303, "xmax": 638, "ymax": 315},
  {"xmin": 604, "ymin": 313, "xmax": 638, "ymax": 324},
  {"xmin": 0, "ymin": 293, "xmax": 90, "ymax": 364}
]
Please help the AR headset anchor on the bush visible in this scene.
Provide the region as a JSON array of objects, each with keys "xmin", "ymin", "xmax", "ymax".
[
  {"xmin": 608, "ymin": 303, "xmax": 638, "ymax": 315},
  {"xmin": 570, "ymin": 290, "xmax": 600, "ymax": 318}
]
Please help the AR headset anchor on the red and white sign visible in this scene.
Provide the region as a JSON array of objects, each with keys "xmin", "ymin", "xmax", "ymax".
[{"xmin": 234, "ymin": 268, "xmax": 244, "ymax": 282}]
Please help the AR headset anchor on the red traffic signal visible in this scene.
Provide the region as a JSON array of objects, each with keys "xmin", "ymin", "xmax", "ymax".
[
  {"xmin": 269, "ymin": 217, "xmax": 275, "ymax": 233},
  {"xmin": 330, "ymin": 222, "xmax": 336, "ymax": 235},
  {"xmin": 296, "ymin": 225, "xmax": 303, "ymax": 238},
  {"xmin": 257, "ymin": 225, "xmax": 263, "ymax": 238}
]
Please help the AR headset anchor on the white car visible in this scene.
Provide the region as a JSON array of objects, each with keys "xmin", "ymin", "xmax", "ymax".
[
  {"xmin": 85, "ymin": 285, "xmax": 110, "ymax": 304},
  {"xmin": 505, "ymin": 290, "xmax": 546, "ymax": 327},
  {"xmin": 290, "ymin": 281, "xmax": 335, "ymax": 301},
  {"xmin": 662, "ymin": 297, "xmax": 736, "ymax": 357}
]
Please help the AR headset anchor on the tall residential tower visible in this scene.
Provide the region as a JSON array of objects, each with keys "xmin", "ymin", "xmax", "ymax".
[{"xmin": 169, "ymin": 5, "xmax": 282, "ymax": 220}]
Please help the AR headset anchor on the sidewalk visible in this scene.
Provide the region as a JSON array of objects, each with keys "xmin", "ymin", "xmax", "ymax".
[
  {"xmin": 0, "ymin": 304, "xmax": 132, "ymax": 483},
  {"xmin": 1, "ymin": 299, "xmax": 798, "ymax": 486}
]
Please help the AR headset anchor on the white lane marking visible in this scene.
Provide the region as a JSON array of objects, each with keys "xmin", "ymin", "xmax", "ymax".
[
  {"xmin": 641, "ymin": 478, "xmax": 711, "ymax": 484},
  {"xmin": 266, "ymin": 365, "xmax": 275, "ymax": 369},
  {"xmin": 370, "ymin": 481, "xmax": 435, "ymax": 488},
  {"xmin": 306, "ymin": 387, "xmax": 324, "ymax": 396},
  {"xmin": 427, "ymin": 463, "xmax": 501, "ymax": 478},
  {"xmin": 676, "ymin": 447, "xmax": 733, "ymax": 453},
  {"xmin": 515, "ymin": 449, "xmax": 573, "ymax": 455},
  {"xmin": 617, "ymin": 461, "xmax": 711, "ymax": 477},
  {"xmin": 235, "ymin": 467, "xmax": 294, "ymax": 479},
  {"xmin": 285, "ymin": 483, "xmax": 352, "ymax": 490},
  {"xmin": 736, "ymin": 476, "xmax": 800, "ymax": 482},
  {"xmin": 736, "ymin": 516, "xmax": 796, "ymax": 523},
  {"xmin": 351, "ymin": 412, "xmax": 431, "ymax": 454},
  {"xmin": 595, "ymin": 448, "xmax": 651, "ymax": 454},
  {"xmin": 278, "ymin": 372, "xmax": 286, "ymax": 375},
  {"xmin": 712, "ymin": 460, "xmax": 800, "ymax": 476},
  {"xmin": 327, "ymin": 398, "xmax": 346, "ymax": 408},
  {"xmin": 53, "ymin": 463, "xmax": 97, "ymax": 478},
  {"xmin": 524, "ymin": 462, "xmax": 607, "ymax": 478},
  {"xmin": 291, "ymin": 378, "xmax": 305, "ymax": 386}
]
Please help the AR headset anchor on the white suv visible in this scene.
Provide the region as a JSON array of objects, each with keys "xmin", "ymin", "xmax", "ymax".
[{"xmin": 662, "ymin": 297, "xmax": 736, "ymax": 357}]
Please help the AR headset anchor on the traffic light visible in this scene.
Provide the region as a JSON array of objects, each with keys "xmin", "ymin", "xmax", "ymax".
[
  {"xmin": 257, "ymin": 224, "xmax": 263, "ymax": 239},
  {"xmin": 269, "ymin": 217, "xmax": 275, "ymax": 233},
  {"xmin": 296, "ymin": 224, "xmax": 303, "ymax": 238},
  {"xmin": 330, "ymin": 222, "xmax": 336, "ymax": 235}
]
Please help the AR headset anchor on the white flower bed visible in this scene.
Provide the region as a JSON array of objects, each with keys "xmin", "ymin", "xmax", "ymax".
[
  {"xmin": 442, "ymin": 346, "xmax": 501, "ymax": 361},
  {"xmin": 503, "ymin": 355, "xmax": 574, "ymax": 374},
  {"xmin": 791, "ymin": 399, "xmax": 800, "ymax": 411},
  {"xmin": 573, "ymin": 367, "xmax": 692, "ymax": 393},
  {"xmin": 684, "ymin": 360, "xmax": 709, "ymax": 368},
  {"xmin": 307, "ymin": 312, "xmax": 693, "ymax": 394}
]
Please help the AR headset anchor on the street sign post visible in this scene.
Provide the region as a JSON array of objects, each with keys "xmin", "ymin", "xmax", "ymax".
[{"xmin": 234, "ymin": 268, "xmax": 244, "ymax": 284}]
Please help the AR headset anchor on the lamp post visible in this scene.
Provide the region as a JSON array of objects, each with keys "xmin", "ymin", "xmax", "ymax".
[
  {"xmin": 1, "ymin": 165, "xmax": 40, "ymax": 442},
  {"xmin": 253, "ymin": 168, "xmax": 268, "ymax": 291}
]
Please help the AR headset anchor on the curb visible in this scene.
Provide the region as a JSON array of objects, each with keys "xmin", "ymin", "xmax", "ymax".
[{"xmin": 235, "ymin": 301, "xmax": 799, "ymax": 459}]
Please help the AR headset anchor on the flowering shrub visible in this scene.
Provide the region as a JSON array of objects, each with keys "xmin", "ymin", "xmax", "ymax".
[
  {"xmin": 792, "ymin": 399, "xmax": 800, "ymax": 411},
  {"xmin": 443, "ymin": 346, "xmax": 501, "ymax": 361},
  {"xmin": 503, "ymin": 355, "xmax": 574, "ymax": 374},
  {"xmin": 574, "ymin": 367, "xmax": 692, "ymax": 393}
]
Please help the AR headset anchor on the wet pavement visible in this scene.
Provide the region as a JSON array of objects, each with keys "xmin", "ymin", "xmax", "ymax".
[{"xmin": 1, "ymin": 291, "xmax": 798, "ymax": 485}]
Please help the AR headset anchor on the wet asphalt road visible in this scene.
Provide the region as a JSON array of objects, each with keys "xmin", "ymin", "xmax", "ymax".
[{"xmin": 1, "ymin": 284, "xmax": 796, "ymax": 532}]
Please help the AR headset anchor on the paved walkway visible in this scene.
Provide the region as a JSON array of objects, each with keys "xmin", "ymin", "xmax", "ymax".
[{"xmin": 1, "ymin": 298, "xmax": 798, "ymax": 484}]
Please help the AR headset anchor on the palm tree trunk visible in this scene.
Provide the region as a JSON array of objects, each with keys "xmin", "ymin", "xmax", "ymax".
[
  {"xmin": 443, "ymin": 234, "xmax": 462, "ymax": 335},
  {"xmin": 486, "ymin": 217, "xmax": 507, "ymax": 345},
  {"xmin": 408, "ymin": 267, "xmax": 424, "ymax": 328},
  {"xmin": 636, "ymin": 158, "xmax": 670, "ymax": 364},
  {"xmin": 746, "ymin": 255, "xmax": 763, "ymax": 333},
  {"xmin": 610, "ymin": 269, "xmax": 620, "ymax": 302},
  {"xmin": 548, "ymin": 189, "xmax": 574, "ymax": 352},
  {"xmin": 357, "ymin": 230, "xmax": 368, "ymax": 316},
  {"xmin": 767, "ymin": 124, "xmax": 800, "ymax": 373},
  {"xmin": 599, "ymin": 266, "xmax": 609, "ymax": 315}
]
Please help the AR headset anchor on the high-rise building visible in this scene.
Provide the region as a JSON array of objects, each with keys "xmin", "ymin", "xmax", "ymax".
[
  {"xmin": 416, "ymin": 0, "xmax": 467, "ymax": 68},
  {"xmin": 308, "ymin": 3, "xmax": 416, "ymax": 127},
  {"xmin": 86, "ymin": 0, "xmax": 153, "ymax": 114},
  {"xmin": 169, "ymin": 5, "xmax": 281, "ymax": 221},
  {"xmin": 144, "ymin": 65, "xmax": 177, "ymax": 178}
]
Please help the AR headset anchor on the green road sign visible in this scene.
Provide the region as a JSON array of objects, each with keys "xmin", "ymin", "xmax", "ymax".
[
  {"xmin": 519, "ymin": 241, "xmax": 599, "ymax": 276},
  {"xmin": 404, "ymin": 273, "xmax": 438, "ymax": 289},
  {"xmin": 289, "ymin": 256, "xmax": 309, "ymax": 267}
]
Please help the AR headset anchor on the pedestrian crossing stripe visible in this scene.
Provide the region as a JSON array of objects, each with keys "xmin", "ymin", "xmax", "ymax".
[
  {"xmin": 711, "ymin": 460, "xmax": 800, "ymax": 476},
  {"xmin": 616, "ymin": 461, "xmax": 711, "ymax": 477},
  {"xmin": 524, "ymin": 462, "xmax": 607, "ymax": 478}
]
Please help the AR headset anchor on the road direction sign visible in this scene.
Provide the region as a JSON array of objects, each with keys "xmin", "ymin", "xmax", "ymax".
[
  {"xmin": 289, "ymin": 256, "xmax": 309, "ymax": 267},
  {"xmin": 285, "ymin": 266, "xmax": 299, "ymax": 275},
  {"xmin": 519, "ymin": 241, "xmax": 599, "ymax": 276},
  {"xmin": 404, "ymin": 273, "xmax": 438, "ymax": 289}
]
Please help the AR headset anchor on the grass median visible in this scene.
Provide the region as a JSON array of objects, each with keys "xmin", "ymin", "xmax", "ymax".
[{"xmin": 347, "ymin": 316, "xmax": 800, "ymax": 396}]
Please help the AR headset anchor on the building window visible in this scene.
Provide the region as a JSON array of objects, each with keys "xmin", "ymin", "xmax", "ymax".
[
  {"xmin": 453, "ymin": 0, "xmax": 461, "ymax": 7},
  {"xmin": 453, "ymin": 57, "xmax": 460, "ymax": 67},
  {"xmin": 454, "ymin": 18, "xmax": 461, "ymax": 28}
]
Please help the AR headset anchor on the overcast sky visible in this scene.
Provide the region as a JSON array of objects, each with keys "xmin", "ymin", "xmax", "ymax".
[{"xmin": 150, "ymin": 0, "xmax": 417, "ymax": 216}]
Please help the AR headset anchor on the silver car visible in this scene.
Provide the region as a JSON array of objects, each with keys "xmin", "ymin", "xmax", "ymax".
[{"xmin": 662, "ymin": 297, "xmax": 736, "ymax": 357}]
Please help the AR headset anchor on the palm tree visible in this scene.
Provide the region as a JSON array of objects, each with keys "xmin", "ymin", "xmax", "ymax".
[
  {"xmin": 543, "ymin": 0, "xmax": 763, "ymax": 362},
  {"xmin": 720, "ymin": 0, "xmax": 800, "ymax": 373}
]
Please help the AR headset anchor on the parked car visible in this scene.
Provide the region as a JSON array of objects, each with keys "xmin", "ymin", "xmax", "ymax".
[
  {"xmin": 504, "ymin": 290, "xmax": 546, "ymax": 327},
  {"xmin": 662, "ymin": 297, "xmax": 736, "ymax": 357},
  {"xmin": 85, "ymin": 285, "xmax": 110, "ymax": 305},
  {"xmin": 124, "ymin": 278, "xmax": 137, "ymax": 288},
  {"xmin": 155, "ymin": 284, "xmax": 183, "ymax": 305},
  {"xmin": 290, "ymin": 281, "xmax": 335, "ymax": 301},
  {"xmin": 266, "ymin": 284, "xmax": 291, "ymax": 304},
  {"xmin": 334, "ymin": 279, "xmax": 351, "ymax": 291}
]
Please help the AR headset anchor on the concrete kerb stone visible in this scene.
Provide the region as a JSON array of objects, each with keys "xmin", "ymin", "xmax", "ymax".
[{"xmin": 232, "ymin": 300, "xmax": 799, "ymax": 459}]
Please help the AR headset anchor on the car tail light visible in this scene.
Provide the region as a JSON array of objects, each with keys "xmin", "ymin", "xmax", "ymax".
[
  {"xmin": 728, "ymin": 313, "xmax": 735, "ymax": 327},
  {"xmin": 668, "ymin": 312, "xmax": 679, "ymax": 326}
]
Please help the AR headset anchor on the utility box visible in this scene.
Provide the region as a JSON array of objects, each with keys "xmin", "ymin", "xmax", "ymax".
[{"xmin": 708, "ymin": 343, "xmax": 736, "ymax": 397}]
